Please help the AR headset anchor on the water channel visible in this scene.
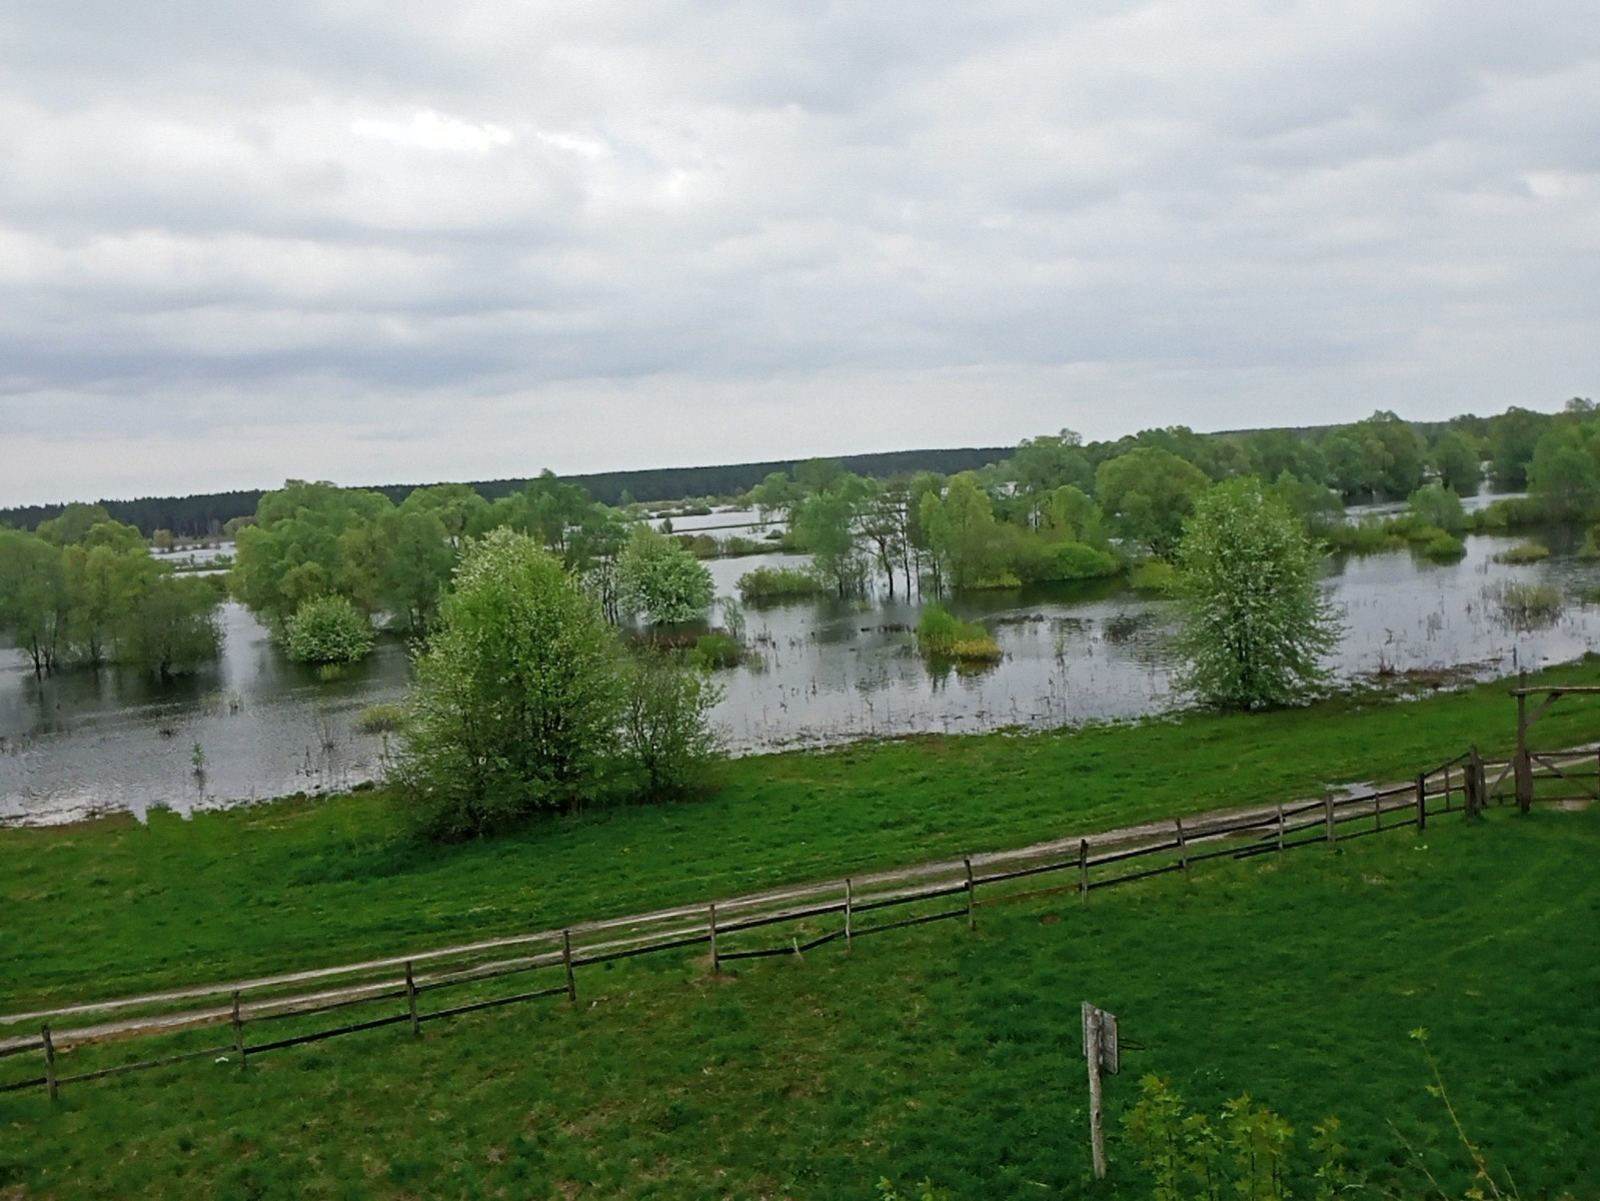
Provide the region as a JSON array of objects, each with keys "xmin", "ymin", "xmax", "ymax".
[{"xmin": 4, "ymin": 507, "xmax": 1598, "ymax": 825}]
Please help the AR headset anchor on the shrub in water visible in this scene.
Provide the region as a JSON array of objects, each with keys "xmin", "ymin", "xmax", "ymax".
[
  {"xmin": 1421, "ymin": 531, "xmax": 1466, "ymax": 562},
  {"xmin": 736, "ymin": 566, "xmax": 826, "ymax": 602},
  {"xmin": 916, "ymin": 604, "xmax": 1001, "ymax": 661},
  {"xmin": 1494, "ymin": 541, "xmax": 1550, "ymax": 565},
  {"xmin": 284, "ymin": 595, "xmax": 374, "ymax": 664}
]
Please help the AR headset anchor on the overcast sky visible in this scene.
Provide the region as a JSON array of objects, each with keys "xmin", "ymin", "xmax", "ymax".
[{"xmin": 2, "ymin": 2, "xmax": 1597, "ymax": 506}]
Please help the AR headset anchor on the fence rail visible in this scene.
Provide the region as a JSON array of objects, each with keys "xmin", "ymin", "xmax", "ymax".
[{"xmin": 4, "ymin": 743, "xmax": 1593, "ymax": 1100}]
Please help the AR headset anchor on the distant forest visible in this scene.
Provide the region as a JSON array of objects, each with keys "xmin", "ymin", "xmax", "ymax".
[{"xmin": 0, "ymin": 447, "xmax": 1012, "ymax": 537}]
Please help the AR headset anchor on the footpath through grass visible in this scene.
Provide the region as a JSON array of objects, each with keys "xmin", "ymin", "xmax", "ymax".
[
  {"xmin": 1, "ymin": 807, "xmax": 1595, "ymax": 1200},
  {"xmin": 4, "ymin": 658, "xmax": 1600, "ymax": 1011}
]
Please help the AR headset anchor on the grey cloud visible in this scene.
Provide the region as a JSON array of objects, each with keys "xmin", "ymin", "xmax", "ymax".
[{"xmin": 0, "ymin": 1, "xmax": 1596, "ymax": 505}]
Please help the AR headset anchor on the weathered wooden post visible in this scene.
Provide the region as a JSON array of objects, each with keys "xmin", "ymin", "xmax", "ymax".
[
  {"xmin": 1468, "ymin": 744, "xmax": 1485, "ymax": 819},
  {"xmin": 405, "ymin": 961, "xmax": 420, "ymax": 1035},
  {"xmin": 1275, "ymin": 803, "xmax": 1286, "ymax": 853},
  {"xmin": 1081, "ymin": 1002, "xmax": 1120, "ymax": 1180},
  {"xmin": 562, "ymin": 931, "xmax": 577, "ymax": 1004},
  {"xmin": 1515, "ymin": 677, "xmax": 1533, "ymax": 814},
  {"xmin": 1174, "ymin": 818, "xmax": 1190, "ymax": 880},
  {"xmin": 41, "ymin": 1025, "xmax": 57, "ymax": 1102},
  {"xmin": 963, "ymin": 856, "xmax": 976, "ymax": 932},
  {"xmin": 1415, "ymin": 772, "xmax": 1427, "ymax": 832},
  {"xmin": 1325, "ymin": 793, "xmax": 1337, "ymax": 846},
  {"xmin": 1077, "ymin": 839, "xmax": 1090, "ymax": 901},
  {"xmin": 231, "ymin": 990, "xmax": 246, "ymax": 1069},
  {"xmin": 708, "ymin": 904, "xmax": 720, "ymax": 974},
  {"xmin": 844, "ymin": 878, "xmax": 854, "ymax": 949}
]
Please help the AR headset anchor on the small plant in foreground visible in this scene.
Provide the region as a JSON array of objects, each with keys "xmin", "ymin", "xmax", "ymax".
[{"xmin": 1124, "ymin": 1074, "xmax": 1348, "ymax": 1201}]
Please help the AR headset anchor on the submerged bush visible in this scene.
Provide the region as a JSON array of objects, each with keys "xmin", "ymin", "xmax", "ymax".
[
  {"xmin": 1128, "ymin": 560, "xmax": 1178, "ymax": 594},
  {"xmin": 916, "ymin": 604, "xmax": 1001, "ymax": 661},
  {"xmin": 284, "ymin": 595, "xmax": 374, "ymax": 664},
  {"xmin": 736, "ymin": 566, "xmax": 826, "ymax": 602},
  {"xmin": 692, "ymin": 631, "xmax": 743, "ymax": 669},
  {"xmin": 1420, "ymin": 531, "xmax": 1467, "ymax": 562},
  {"xmin": 355, "ymin": 703, "xmax": 406, "ymax": 735},
  {"xmin": 1494, "ymin": 541, "xmax": 1550, "ymax": 565},
  {"xmin": 1488, "ymin": 580, "xmax": 1563, "ymax": 629}
]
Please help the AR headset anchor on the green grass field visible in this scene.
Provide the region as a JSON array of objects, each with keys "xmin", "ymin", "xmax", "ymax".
[
  {"xmin": 2, "ymin": 806, "xmax": 1595, "ymax": 1200},
  {"xmin": 5, "ymin": 659, "xmax": 1600, "ymax": 1012}
]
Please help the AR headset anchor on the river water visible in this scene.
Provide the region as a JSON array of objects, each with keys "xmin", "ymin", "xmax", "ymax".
[{"xmin": 3, "ymin": 514, "xmax": 1597, "ymax": 825}]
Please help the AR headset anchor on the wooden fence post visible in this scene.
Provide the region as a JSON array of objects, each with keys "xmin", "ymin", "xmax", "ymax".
[
  {"xmin": 844, "ymin": 878, "xmax": 853, "ymax": 949},
  {"xmin": 1082, "ymin": 1003, "xmax": 1107, "ymax": 1180},
  {"xmin": 405, "ymin": 961, "xmax": 420, "ymax": 1036},
  {"xmin": 1174, "ymin": 818, "xmax": 1189, "ymax": 880},
  {"xmin": 1515, "ymin": 686, "xmax": 1533, "ymax": 814},
  {"xmin": 1325, "ymin": 793, "xmax": 1336, "ymax": 846},
  {"xmin": 1078, "ymin": 839, "xmax": 1089, "ymax": 902},
  {"xmin": 1373, "ymin": 792, "xmax": 1382, "ymax": 833},
  {"xmin": 1415, "ymin": 772, "xmax": 1427, "ymax": 832},
  {"xmin": 1442, "ymin": 764, "xmax": 1452, "ymax": 813},
  {"xmin": 1468, "ymin": 744, "xmax": 1484, "ymax": 819},
  {"xmin": 963, "ymin": 857, "xmax": 976, "ymax": 931},
  {"xmin": 562, "ymin": 931, "xmax": 577, "ymax": 1004},
  {"xmin": 708, "ymin": 904, "xmax": 720, "ymax": 974},
  {"xmin": 41, "ymin": 1025, "xmax": 57, "ymax": 1102},
  {"xmin": 231, "ymin": 990, "xmax": 246, "ymax": 1069},
  {"xmin": 1275, "ymin": 803, "xmax": 1285, "ymax": 853}
]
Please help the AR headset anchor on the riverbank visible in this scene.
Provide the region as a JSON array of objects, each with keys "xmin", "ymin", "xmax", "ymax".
[{"xmin": 5, "ymin": 656, "xmax": 1598, "ymax": 1012}]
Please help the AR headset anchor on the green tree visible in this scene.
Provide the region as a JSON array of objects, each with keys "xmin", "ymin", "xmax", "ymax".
[
  {"xmin": 395, "ymin": 530, "xmax": 621, "ymax": 839},
  {"xmin": 918, "ymin": 472, "xmax": 1001, "ymax": 589},
  {"xmin": 1430, "ymin": 430, "xmax": 1482, "ymax": 496},
  {"xmin": 118, "ymin": 575, "xmax": 222, "ymax": 679},
  {"xmin": 793, "ymin": 477, "xmax": 871, "ymax": 595},
  {"xmin": 1527, "ymin": 428, "xmax": 1600, "ymax": 519},
  {"xmin": 401, "ymin": 483, "xmax": 490, "ymax": 548},
  {"xmin": 284, "ymin": 594, "xmax": 376, "ymax": 664},
  {"xmin": 1173, "ymin": 479, "xmax": 1340, "ymax": 710},
  {"xmin": 1488, "ymin": 406, "xmax": 1552, "ymax": 491},
  {"xmin": 1043, "ymin": 485, "xmax": 1108, "ymax": 547},
  {"xmin": 35, "ymin": 503, "xmax": 113, "ymax": 546},
  {"xmin": 748, "ymin": 471, "xmax": 802, "ymax": 523},
  {"xmin": 616, "ymin": 652, "xmax": 723, "ymax": 802},
  {"xmin": 1008, "ymin": 430, "xmax": 1093, "ymax": 525},
  {"xmin": 1408, "ymin": 484, "xmax": 1467, "ymax": 534},
  {"xmin": 0, "ymin": 530, "xmax": 67, "ymax": 674},
  {"xmin": 1095, "ymin": 448, "xmax": 1211, "ymax": 557},
  {"xmin": 617, "ymin": 526, "xmax": 715, "ymax": 624},
  {"xmin": 231, "ymin": 481, "xmax": 392, "ymax": 627}
]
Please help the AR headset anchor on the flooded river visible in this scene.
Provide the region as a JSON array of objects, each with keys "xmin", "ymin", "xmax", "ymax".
[{"xmin": 4, "ymin": 518, "xmax": 1598, "ymax": 825}]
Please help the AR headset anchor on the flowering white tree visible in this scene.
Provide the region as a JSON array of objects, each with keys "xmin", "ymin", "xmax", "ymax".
[
  {"xmin": 616, "ymin": 526, "xmax": 713, "ymax": 625},
  {"xmin": 1173, "ymin": 479, "xmax": 1340, "ymax": 710}
]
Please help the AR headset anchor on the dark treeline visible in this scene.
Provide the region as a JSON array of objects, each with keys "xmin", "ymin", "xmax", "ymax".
[{"xmin": 0, "ymin": 447, "xmax": 1010, "ymax": 538}]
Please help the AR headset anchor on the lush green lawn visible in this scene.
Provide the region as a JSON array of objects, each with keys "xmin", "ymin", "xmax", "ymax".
[
  {"xmin": 5, "ymin": 660, "xmax": 1600, "ymax": 1012},
  {"xmin": 1, "ymin": 807, "xmax": 1595, "ymax": 1200}
]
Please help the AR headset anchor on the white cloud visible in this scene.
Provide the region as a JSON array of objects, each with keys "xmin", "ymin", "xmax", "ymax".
[{"xmin": 350, "ymin": 109, "xmax": 514, "ymax": 154}]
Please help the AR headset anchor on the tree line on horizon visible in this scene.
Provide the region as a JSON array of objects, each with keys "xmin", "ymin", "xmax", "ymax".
[{"xmin": 0, "ymin": 399, "xmax": 1590, "ymax": 539}]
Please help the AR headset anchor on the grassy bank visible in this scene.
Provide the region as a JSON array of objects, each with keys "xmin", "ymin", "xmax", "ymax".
[
  {"xmin": 4, "ymin": 659, "xmax": 1600, "ymax": 1011},
  {"xmin": 1, "ymin": 808, "xmax": 1595, "ymax": 1199}
]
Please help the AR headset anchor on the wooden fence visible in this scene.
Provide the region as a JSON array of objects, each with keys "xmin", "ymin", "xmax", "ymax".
[{"xmin": 3, "ymin": 744, "xmax": 1593, "ymax": 1101}]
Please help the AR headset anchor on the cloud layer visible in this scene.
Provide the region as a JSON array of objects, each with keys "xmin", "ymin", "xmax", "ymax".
[{"xmin": 2, "ymin": 1, "xmax": 1597, "ymax": 504}]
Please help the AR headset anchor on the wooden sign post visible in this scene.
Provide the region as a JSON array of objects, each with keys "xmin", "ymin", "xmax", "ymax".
[{"xmin": 1081, "ymin": 1001, "xmax": 1120, "ymax": 1180}]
